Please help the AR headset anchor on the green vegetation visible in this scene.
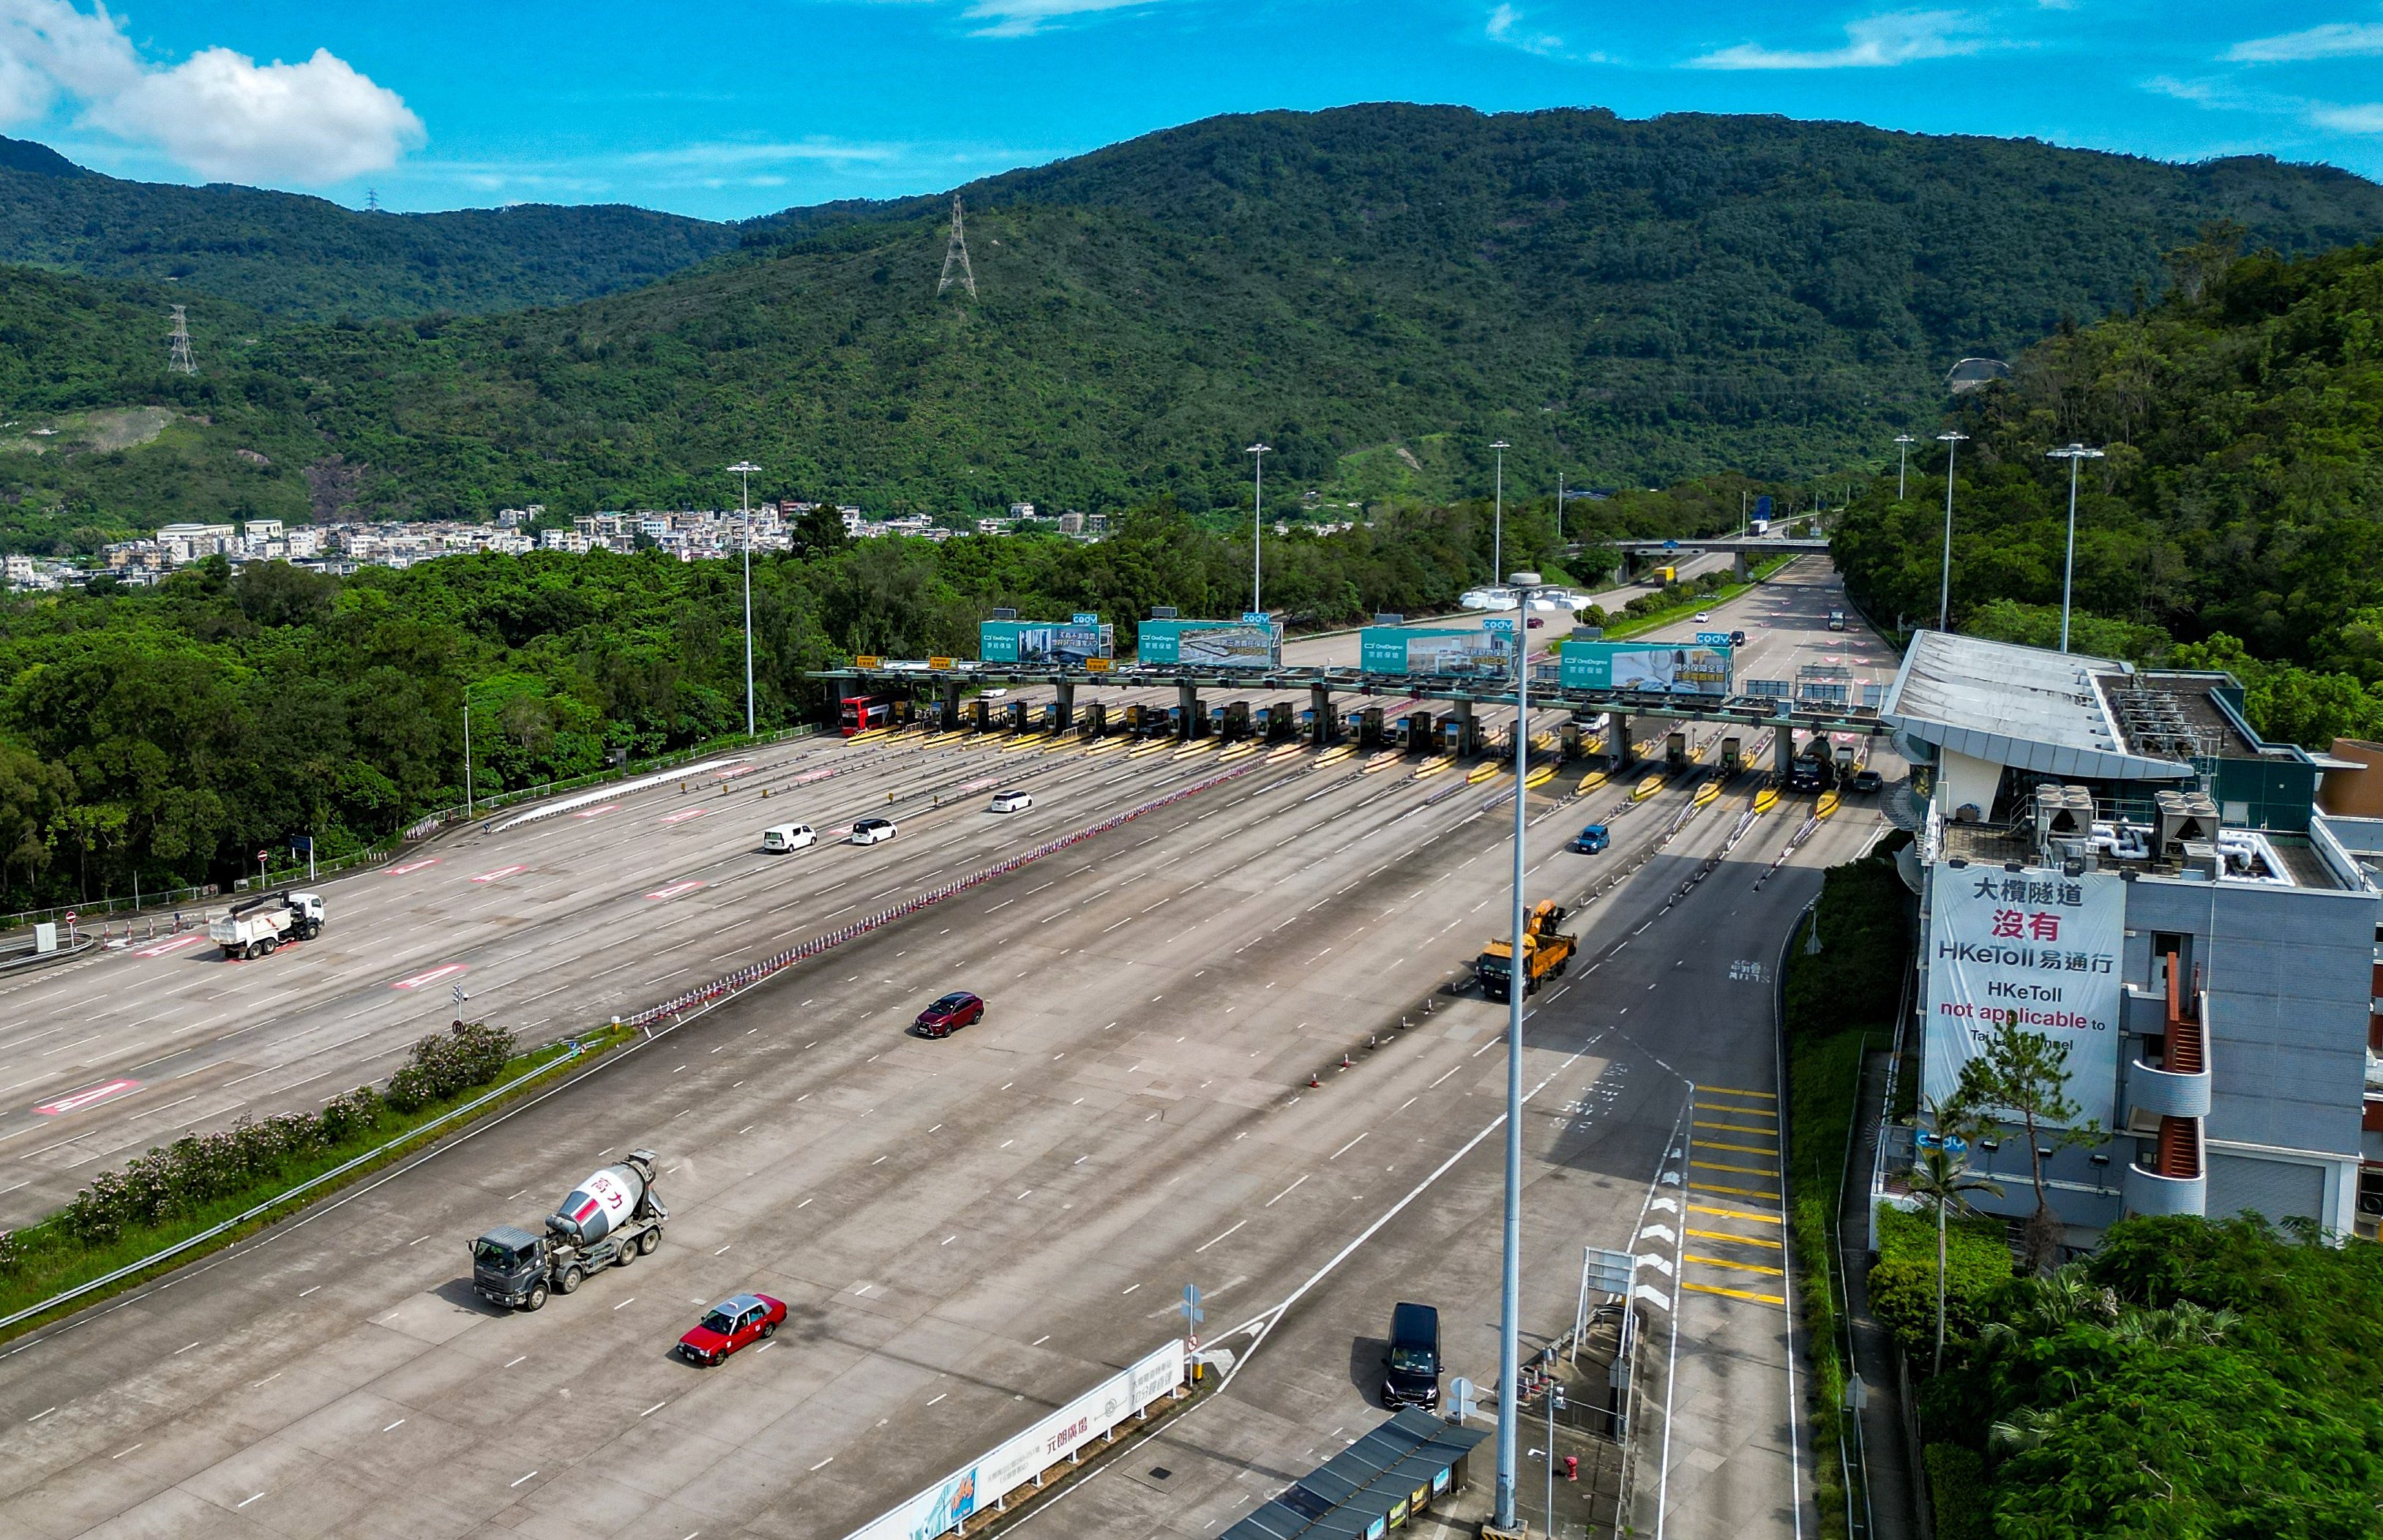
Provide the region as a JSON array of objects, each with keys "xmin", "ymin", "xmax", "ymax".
[
  {"xmin": 1868, "ymin": 1203, "xmax": 2010, "ymax": 1364},
  {"xmin": 0, "ymin": 135, "xmax": 737, "ymax": 321},
  {"xmin": 1918, "ymin": 1216, "xmax": 2383, "ymax": 1538},
  {"xmin": 1780, "ymin": 830, "xmax": 1917, "ymax": 1539},
  {"xmin": 7, "ymin": 109, "xmax": 2382, "ymax": 549},
  {"xmin": 1832, "ymin": 233, "xmax": 2383, "ymax": 747}
]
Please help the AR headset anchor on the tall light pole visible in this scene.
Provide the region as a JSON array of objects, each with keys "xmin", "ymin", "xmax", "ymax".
[
  {"xmin": 1895, "ymin": 434, "xmax": 1917, "ymax": 500},
  {"xmin": 1555, "ymin": 468, "xmax": 1565, "ymax": 545},
  {"xmin": 1493, "ymin": 567, "xmax": 1546, "ymax": 1534},
  {"xmin": 1246, "ymin": 442, "xmax": 1271, "ymax": 614},
  {"xmin": 1934, "ymin": 431, "xmax": 1967, "ymax": 632},
  {"xmin": 1490, "ymin": 440, "xmax": 1511, "ymax": 593},
  {"xmin": 728, "ymin": 461, "xmax": 760, "ymax": 736},
  {"xmin": 2045, "ymin": 443, "xmax": 2105, "ymax": 654}
]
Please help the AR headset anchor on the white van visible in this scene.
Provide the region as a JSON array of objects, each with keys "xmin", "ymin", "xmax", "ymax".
[{"xmin": 761, "ymin": 823, "xmax": 815, "ymax": 853}]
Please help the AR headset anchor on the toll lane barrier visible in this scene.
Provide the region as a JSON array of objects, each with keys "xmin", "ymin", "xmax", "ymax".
[
  {"xmin": 621, "ymin": 760, "xmax": 1267, "ymax": 1030},
  {"xmin": 841, "ymin": 1340, "xmax": 1186, "ymax": 1540},
  {"xmin": 490, "ymin": 755, "xmax": 753, "ymax": 834}
]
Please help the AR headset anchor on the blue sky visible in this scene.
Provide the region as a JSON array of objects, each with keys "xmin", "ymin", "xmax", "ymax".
[{"xmin": 4, "ymin": 0, "xmax": 2381, "ymax": 219}]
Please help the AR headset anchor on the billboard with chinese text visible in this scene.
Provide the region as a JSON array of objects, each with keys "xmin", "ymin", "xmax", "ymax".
[
  {"xmin": 1359, "ymin": 627, "xmax": 1508, "ymax": 677},
  {"xmin": 1559, "ymin": 640, "xmax": 1734, "ymax": 695},
  {"xmin": 979, "ymin": 619, "xmax": 1115, "ymax": 665},
  {"xmin": 1135, "ymin": 618, "xmax": 1282, "ymax": 668}
]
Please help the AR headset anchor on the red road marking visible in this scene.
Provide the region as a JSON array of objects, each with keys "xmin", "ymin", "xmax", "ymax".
[
  {"xmin": 645, "ymin": 881, "xmax": 706, "ymax": 902},
  {"xmin": 390, "ymin": 963, "xmax": 469, "ymax": 990},
  {"xmin": 387, "ymin": 859, "xmax": 440, "ymax": 876},
  {"xmin": 572, "ymin": 804, "xmax": 620, "ymax": 819},
  {"xmin": 660, "ymin": 808, "xmax": 711, "ymax": 825},
  {"xmin": 714, "ymin": 764, "xmax": 756, "ymax": 781},
  {"xmin": 36, "ymin": 1079, "xmax": 141, "ymax": 1116},
  {"xmin": 133, "ymin": 934, "xmax": 207, "ymax": 958},
  {"xmin": 471, "ymin": 864, "xmax": 528, "ymax": 883}
]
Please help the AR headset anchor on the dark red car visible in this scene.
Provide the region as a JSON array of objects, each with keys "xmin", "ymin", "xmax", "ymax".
[
  {"xmin": 913, "ymin": 991, "xmax": 984, "ymax": 1038},
  {"xmin": 678, "ymin": 1293, "xmax": 785, "ymax": 1366}
]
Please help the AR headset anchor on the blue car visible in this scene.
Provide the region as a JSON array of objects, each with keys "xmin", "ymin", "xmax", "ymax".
[{"xmin": 1570, "ymin": 824, "xmax": 1609, "ymax": 854}]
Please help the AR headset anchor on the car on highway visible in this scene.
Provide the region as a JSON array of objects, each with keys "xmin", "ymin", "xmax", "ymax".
[
  {"xmin": 1851, "ymin": 769, "xmax": 1885, "ymax": 794},
  {"xmin": 1788, "ymin": 760, "xmax": 1826, "ymax": 793},
  {"xmin": 1570, "ymin": 823, "xmax": 1610, "ymax": 854},
  {"xmin": 677, "ymin": 1293, "xmax": 785, "ymax": 1366},
  {"xmin": 913, "ymin": 990, "xmax": 985, "ymax": 1037},
  {"xmin": 1382, "ymin": 1301, "xmax": 1443, "ymax": 1410},
  {"xmin": 1694, "ymin": 611, "xmax": 1711, "ymax": 623},
  {"xmin": 1729, "ymin": 629, "xmax": 1747, "ymax": 646},
  {"xmin": 1525, "ymin": 616, "xmax": 1545, "ymax": 629},
  {"xmin": 989, "ymin": 790, "xmax": 1034, "ymax": 814},
  {"xmin": 850, "ymin": 817, "xmax": 899, "ymax": 845},
  {"xmin": 761, "ymin": 823, "xmax": 816, "ymax": 853}
]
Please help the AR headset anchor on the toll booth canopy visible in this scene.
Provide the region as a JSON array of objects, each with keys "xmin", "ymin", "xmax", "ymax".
[{"xmin": 1221, "ymin": 1410, "xmax": 1489, "ymax": 1539}]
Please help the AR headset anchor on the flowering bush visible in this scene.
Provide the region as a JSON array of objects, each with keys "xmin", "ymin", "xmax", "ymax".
[
  {"xmin": 62, "ymin": 1110, "xmax": 342, "ymax": 1245},
  {"xmin": 384, "ymin": 1020, "xmax": 515, "ymax": 1113}
]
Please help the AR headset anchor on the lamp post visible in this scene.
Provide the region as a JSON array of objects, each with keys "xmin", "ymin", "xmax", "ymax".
[
  {"xmin": 1490, "ymin": 440, "xmax": 1511, "ymax": 595},
  {"xmin": 2044, "ymin": 443, "xmax": 2105, "ymax": 654},
  {"xmin": 728, "ymin": 461, "xmax": 760, "ymax": 736},
  {"xmin": 1493, "ymin": 568, "xmax": 1546, "ymax": 1535},
  {"xmin": 1934, "ymin": 431, "xmax": 1967, "ymax": 632},
  {"xmin": 1247, "ymin": 442, "xmax": 1271, "ymax": 614},
  {"xmin": 1895, "ymin": 434, "xmax": 1917, "ymax": 500}
]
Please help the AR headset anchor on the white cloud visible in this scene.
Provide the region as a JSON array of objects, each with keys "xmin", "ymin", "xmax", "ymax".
[
  {"xmin": 2308, "ymin": 101, "xmax": 2383, "ymax": 134},
  {"xmin": 1486, "ymin": 4, "xmax": 1564, "ymax": 56},
  {"xmin": 2226, "ymin": 20, "xmax": 2383, "ymax": 64},
  {"xmin": 622, "ymin": 139, "xmax": 905, "ymax": 168},
  {"xmin": 0, "ymin": 0, "xmax": 420, "ymax": 184},
  {"xmin": 961, "ymin": 0, "xmax": 1156, "ymax": 38},
  {"xmin": 1689, "ymin": 10, "xmax": 1984, "ymax": 70}
]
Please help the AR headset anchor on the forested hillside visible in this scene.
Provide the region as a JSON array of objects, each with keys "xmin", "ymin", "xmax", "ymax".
[
  {"xmin": 4, "ymin": 106, "xmax": 2382, "ymax": 549},
  {"xmin": 1830, "ymin": 233, "xmax": 2383, "ymax": 746},
  {"xmin": 0, "ymin": 136, "xmax": 738, "ymax": 320}
]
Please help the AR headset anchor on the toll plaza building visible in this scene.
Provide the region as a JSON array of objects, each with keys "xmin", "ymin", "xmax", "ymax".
[{"xmin": 1881, "ymin": 631, "xmax": 2383, "ymax": 1245}]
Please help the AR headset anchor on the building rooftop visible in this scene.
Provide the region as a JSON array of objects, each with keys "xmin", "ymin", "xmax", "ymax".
[{"xmin": 1882, "ymin": 631, "xmax": 2196, "ymax": 782}]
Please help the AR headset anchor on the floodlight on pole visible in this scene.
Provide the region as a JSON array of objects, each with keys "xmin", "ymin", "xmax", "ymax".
[
  {"xmin": 1490, "ymin": 441, "xmax": 1511, "ymax": 588},
  {"xmin": 1895, "ymin": 434, "xmax": 1918, "ymax": 500},
  {"xmin": 2045, "ymin": 443, "xmax": 2105, "ymax": 653},
  {"xmin": 1247, "ymin": 443, "xmax": 1271, "ymax": 615},
  {"xmin": 1934, "ymin": 431, "xmax": 1967, "ymax": 632},
  {"xmin": 1493, "ymin": 567, "xmax": 1545, "ymax": 1534},
  {"xmin": 728, "ymin": 461, "xmax": 761, "ymax": 736}
]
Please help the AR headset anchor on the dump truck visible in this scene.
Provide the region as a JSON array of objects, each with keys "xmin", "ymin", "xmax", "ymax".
[
  {"xmin": 470, "ymin": 1150, "xmax": 667, "ymax": 1311},
  {"xmin": 1475, "ymin": 900, "xmax": 1576, "ymax": 1003},
  {"xmin": 210, "ymin": 890, "xmax": 326, "ymax": 960}
]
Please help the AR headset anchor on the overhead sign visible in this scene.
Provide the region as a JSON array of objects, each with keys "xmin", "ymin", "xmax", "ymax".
[
  {"xmin": 1560, "ymin": 640, "xmax": 1734, "ymax": 695},
  {"xmin": 1135, "ymin": 618, "xmax": 1282, "ymax": 669},
  {"xmin": 979, "ymin": 620, "xmax": 1115, "ymax": 665},
  {"xmin": 1359, "ymin": 627, "xmax": 1508, "ymax": 678},
  {"xmin": 1922, "ymin": 863, "xmax": 2123, "ymax": 1128},
  {"xmin": 1695, "ymin": 632, "xmax": 1732, "ymax": 647}
]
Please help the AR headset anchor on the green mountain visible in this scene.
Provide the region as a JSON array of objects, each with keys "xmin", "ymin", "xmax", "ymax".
[
  {"xmin": 0, "ymin": 136, "xmax": 738, "ymax": 320},
  {"xmin": 4, "ymin": 105, "xmax": 2383, "ymax": 545},
  {"xmin": 1830, "ymin": 233, "xmax": 2383, "ymax": 747}
]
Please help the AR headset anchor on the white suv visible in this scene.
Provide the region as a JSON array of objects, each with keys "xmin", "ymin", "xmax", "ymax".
[
  {"xmin": 761, "ymin": 823, "xmax": 815, "ymax": 853},
  {"xmin": 989, "ymin": 790, "xmax": 1033, "ymax": 814},
  {"xmin": 850, "ymin": 818, "xmax": 898, "ymax": 845}
]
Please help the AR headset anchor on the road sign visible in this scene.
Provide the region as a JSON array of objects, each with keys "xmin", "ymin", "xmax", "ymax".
[
  {"xmin": 61, "ymin": 910, "xmax": 76, "ymax": 925},
  {"xmin": 1450, "ymin": 1377, "xmax": 1478, "ymax": 1425},
  {"xmin": 1663, "ymin": 539, "xmax": 1678, "ymax": 551},
  {"xmin": 452, "ymin": 982, "xmax": 470, "ymax": 1010},
  {"xmin": 1584, "ymin": 1246, "xmax": 1633, "ymax": 1296}
]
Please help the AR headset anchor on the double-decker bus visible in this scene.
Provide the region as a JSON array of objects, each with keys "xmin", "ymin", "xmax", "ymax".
[{"xmin": 839, "ymin": 693, "xmax": 901, "ymax": 736}]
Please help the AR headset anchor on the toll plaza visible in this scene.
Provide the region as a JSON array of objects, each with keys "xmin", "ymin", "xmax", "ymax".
[{"xmin": 816, "ymin": 658, "xmax": 1888, "ymax": 778}]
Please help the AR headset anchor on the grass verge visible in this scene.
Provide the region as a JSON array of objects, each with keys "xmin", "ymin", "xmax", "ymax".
[
  {"xmin": 1595, "ymin": 554, "xmax": 1798, "ymax": 640},
  {"xmin": 0, "ymin": 1018, "xmax": 643, "ymax": 1342}
]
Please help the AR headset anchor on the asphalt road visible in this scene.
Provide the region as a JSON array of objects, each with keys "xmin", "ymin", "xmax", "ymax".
[{"xmin": 0, "ymin": 556, "xmax": 1896, "ymax": 1540}]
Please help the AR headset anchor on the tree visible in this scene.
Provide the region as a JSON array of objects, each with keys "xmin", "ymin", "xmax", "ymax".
[
  {"xmin": 1913, "ymin": 1097, "xmax": 2002, "ymax": 1373},
  {"xmin": 1953, "ymin": 1020, "xmax": 2103, "ymax": 1273}
]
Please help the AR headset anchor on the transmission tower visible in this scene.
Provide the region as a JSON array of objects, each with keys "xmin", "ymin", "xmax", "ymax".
[
  {"xmin": 936, "ymin": 192, "xmax": 977, "ymax": 299},
  {"xmin": 167, "ymin": 304, "xmax": 195, "ymax": 375},
  {"xmin": 364, "ymin": 187, "xmax": 381, "ymax": 212}
]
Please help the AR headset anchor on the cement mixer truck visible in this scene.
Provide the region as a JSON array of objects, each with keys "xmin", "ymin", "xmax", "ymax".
[{"xmin": 469, "ymin": 1149, "xmax": 667, "ymax": 1311}]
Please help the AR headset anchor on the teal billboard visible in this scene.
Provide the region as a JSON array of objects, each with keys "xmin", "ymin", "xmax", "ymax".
[
  {"xmin": 1560, "ymin": 640, "xmax": 1734, "ymax": 695},
  {"xmin": 979, "ymin": 618, "xmax": 1115, "ymax": 665},
  {"xmin": 1136, "ymin": 618, "xmax": 1282, "ymax": 668}
]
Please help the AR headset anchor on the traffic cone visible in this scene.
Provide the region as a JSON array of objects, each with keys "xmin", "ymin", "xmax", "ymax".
[{"xmin": 1307, "ymin": 1070, "xmax": 1322, "ymax": 1088}]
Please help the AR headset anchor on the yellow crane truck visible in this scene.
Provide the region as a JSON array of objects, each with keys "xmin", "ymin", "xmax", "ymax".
[{"xmin": 1475, "ymin": 900, "xmax": 1576, "ymax": 1003}]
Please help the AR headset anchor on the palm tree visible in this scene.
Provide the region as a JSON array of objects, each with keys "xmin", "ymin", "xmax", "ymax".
[{"xmin": 1911, "ymin": 1101, "xmax": 2003, "ymax": 1375}]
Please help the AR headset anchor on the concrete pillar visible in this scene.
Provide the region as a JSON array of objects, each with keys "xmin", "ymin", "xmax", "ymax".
[
  {"xmin": 1054, "ymin": 681, "xmax": 1075, "ymax": 733},
  {"xmin": 1774, "ymin": 709, "xmax": 1796, "ymax": 778},
  {"xmin": 1448, "ymin": 700, "xmax": 1476, "ymax": 756},
  {"xmin": 940, "ymin": 681, "xmax": 962, "ymax": 731},
  {"xmin": 1310, "ymin": 681, "xmax": 1333, "ymax": 744},
  {"xmin": 1178, "ymin": 679, "xmax": 1201, "ymax": 739},
  {"xmin": 1609, "ymin": 711, "xmax": 1631, "ymax": 770},
  {"xmin": 1734, "ymin": 550, "xmax": 1751, "ymax": 583}
]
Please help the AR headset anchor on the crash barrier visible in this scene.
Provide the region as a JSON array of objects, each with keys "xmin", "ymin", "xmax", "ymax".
[
  {"xmin": 622, "ymin": 760, "xmax": 1265, "ymax": 1030},
  {"xmin": 400, "ymin": 725, "xmax": 820, "ymax": 843},
  {"xmin": 841, "ymin": 1339, "xmax": 1188, "ymax": 1539},
  {"xmin": 488, "ymin": 755, "xmax": 757, "ymax": 834},
  {"xmin": 0, "ymin": 931, "xmax": 100, "ymax": 974}
]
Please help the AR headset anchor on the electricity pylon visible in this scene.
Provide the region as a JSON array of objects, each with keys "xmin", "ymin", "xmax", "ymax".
[{"xmin": 937, "ymin": 193, "xmax": 977, "ymax": 300}]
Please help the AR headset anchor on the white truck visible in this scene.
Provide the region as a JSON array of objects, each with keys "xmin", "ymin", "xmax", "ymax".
[
  {"xmin": 209, "ymin": 890, "xmax": 325, "ymax": 959},
  {"xmin": 470, "ymin": 1151, "xmax": 668, "ymax": 1311}
]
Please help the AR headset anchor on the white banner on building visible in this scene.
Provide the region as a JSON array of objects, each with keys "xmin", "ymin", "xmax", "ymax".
[
  {"xmin": 842, "ymin": 1339, "xmax": 1186, "ymax": 1540},
  {"xmin": 1923, "ymin": 863, "xmax": 2123, "ymax": 1128}
]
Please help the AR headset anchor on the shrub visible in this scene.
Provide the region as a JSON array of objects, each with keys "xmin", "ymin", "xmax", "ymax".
[
  {"xmin": 1925, "ymin": 1444, "xmax": 1993, "ymax": 1540},
  {"xmin": 61, "ymin": 1110, "xmax": 344, "ymax": 1244},
  {"xmin": 1868, "ymin": 1203, "xmax": 2013, "ymax": 1361},
  {"xmin": 319, "ymin": 1085, "xmax": 381, "ymax": 1144},
  {"xmin": 384, "ymin": 1019, "xmax": 516, "ymax": 1113}
]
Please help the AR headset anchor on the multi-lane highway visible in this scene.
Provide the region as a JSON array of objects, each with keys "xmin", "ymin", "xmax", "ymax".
[{"xmin": 0, "ymin": 554, "xmax": 1899, "ymax": 1540}]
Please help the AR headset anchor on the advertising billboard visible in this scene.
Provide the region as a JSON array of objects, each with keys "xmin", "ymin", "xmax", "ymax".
[
  {"xmin": 1560, "ymin": 640, "xmax": 1734, "ymax": 695},
  {"xmin": 1135, "ymin": 618, "xmax": 1283, "ymax": 669},
  {"xmin": 1921, "ymin": 864, "xmax": 2123, "ymax": 1127},
  {"xmin": 979, "ymin": 619, "xmax": 1115, "ymax": 665},
  {"xmin": 1359, "ymin": 627, "xmax": 1510, "ymax": 678}
]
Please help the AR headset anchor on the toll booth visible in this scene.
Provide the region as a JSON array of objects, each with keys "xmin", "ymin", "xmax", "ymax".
[
  {"xmin": 1079, "ymin": 701, "xmax": 1107, "ymax": 739},
  {"xmin": 1835, "ymin": 742, "xmax": 1857, "ymax": 782},
  {"xmin": 1560, "ymin": 720, "xmax": 1589, "ymax": 760},
  {"xmin": 1004, "ymin": 699, "xmax": 1029, "ymax": 733},
  {"xmin": 1353, "ymin": 706, "xmax": 1386, "ymax": 750},
  {"xmin": 1166, "ymin": 705, "xmax": 1186, "ymax": 739},
  {"xmin": 967, "ymin": 698, "xmax": 990, "ymax": 733},
  {"xmin": 1398, "ymin": 711, "xmax": 1436, "ymax": 753},
  {"xmin": 1440, "ymin": 718, "xmax": 1469, "ymax": 757},
  {"xmin": 1721, "ymin": 735, "xmax": 1743, "ymax": 774},
  {"xmin": 1665, "ymin": 730, "xmax": 1688, "ymax": 774},
  {"xmin": 1254, "ymin": 703, "xmax": 1290, "ymax": 741},
  {"xmin": 1040, "ymin": 700, "xmax": 1062, "ymax": 733},
  {"xmin": 1211, "ymin": 700, "xmax": 1250, "ymax": 741}
]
